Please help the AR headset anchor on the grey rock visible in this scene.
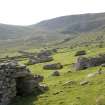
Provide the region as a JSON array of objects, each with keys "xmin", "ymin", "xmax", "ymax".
[
  {"xmin": 80, "ymin": 80, "xmax": 89, "ymax": 85},
  {"xmin": 63, "ymin": 80, "xmax": 76, "ymax": 85},
  {"xmin": 101, "ymin": 63, "xmax": 105, "ymax": 67},
  {"xmin": 43, "ymin": 63, "xmax": 63, "ymax": 70},
  {"xmin": 52, "ymin": 70, "xmax": 60, "ymax": 76}
]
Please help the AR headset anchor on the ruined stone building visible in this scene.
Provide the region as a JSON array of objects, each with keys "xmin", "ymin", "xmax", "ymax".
[
  {"xmin": 0, "ymin": 62, "xmax": 46, "ymax": 105},
  {"xmin": 75, "ymin": 54, "xmax": 105, "ymax": 70}
]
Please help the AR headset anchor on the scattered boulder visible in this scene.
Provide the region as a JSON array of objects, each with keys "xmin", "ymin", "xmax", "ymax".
[
  {"xmin": 101, "ymin": 63, "xmax": 105, "ymax": 67},
  {"xmin": 38, "ymin": 84, "xmax": 49, "ymax": 92},
  {"xmin": 87, "ymin": 73, "xmax": 97, "ymax": 78},
  {"xmin": 63, "ymin": 80, "xmax": 76, "ymax": 85},
  {"xmin": 52, "ymin": 70, "xmax": 60, "ymax": 76},
  {"xmin": 80, "ymin": 80, "xmax": 89, "ymax": 85},
  {"xmin": 34, "ymin": 75, "xmax": 44, "ymax": 82},
  {"xmin": 67, "ymin": 70, "xmax": 72, "ymax": 73},
  {"xmin": 96, "ymin": 95, "xmax": 105, "ymax": 105},
  {"xmin": 87, "ymin": 68, "xmax": 104, "ymax": 78},
  {"xmin": 75, "ymin": 50, "xmax": 86, "ymax": 56},
  {"xmin": 43, "ymin": 63, "xmax": 63, "ymax": 70},
  {"xmin": 53, "ymin": 92, "xmax": 60, "ymax": 95}
]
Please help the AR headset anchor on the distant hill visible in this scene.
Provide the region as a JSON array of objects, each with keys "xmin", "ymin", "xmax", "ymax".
[
  {"xmin": 1, "ymin": 12, "xmax": 105, "ymax": 48},
  {"xmin": 33, "ymin": 12, "xmax": 105, "ymax": 33}
]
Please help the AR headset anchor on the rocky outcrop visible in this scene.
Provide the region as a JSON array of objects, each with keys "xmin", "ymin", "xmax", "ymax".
[{"xmin": 0, "ymin": 62, "xmax": 47, "ymax": 105}]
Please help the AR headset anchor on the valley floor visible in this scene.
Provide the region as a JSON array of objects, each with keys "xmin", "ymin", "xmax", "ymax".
[{"xmin": 7, "ymin": 46, "xmax": 105, "ymax": 105}]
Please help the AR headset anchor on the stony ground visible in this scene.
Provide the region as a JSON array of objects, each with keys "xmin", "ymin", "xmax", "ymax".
[{"xmin": 8, "ymin": 46, "xmax": 105, "ymax": 105}]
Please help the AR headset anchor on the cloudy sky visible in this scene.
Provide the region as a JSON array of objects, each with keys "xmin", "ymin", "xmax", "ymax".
[{"xmin": 0, "ymin": 0, "xmax": 105, "ymax": 25}]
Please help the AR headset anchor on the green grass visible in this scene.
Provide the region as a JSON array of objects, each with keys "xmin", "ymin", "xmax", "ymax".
[{"xmin": 8, "ymin": 47, "xmax": 105, "ymax": 105}]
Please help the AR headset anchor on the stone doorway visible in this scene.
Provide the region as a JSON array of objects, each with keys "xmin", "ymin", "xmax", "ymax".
[{"xmin": 16, "ymin": 77, "xmax": 27, "ymax": 96}]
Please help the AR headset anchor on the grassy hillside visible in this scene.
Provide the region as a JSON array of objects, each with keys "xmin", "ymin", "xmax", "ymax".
[
  {"xmin": 1, "ymin": 12, "xmax": 105, "ymax": 105},
  {"xmin": 33, "ymin": 12, "xmax": 105, "ymax": 32},
  {"xmin": 9, "ymin": 46, "xmax": 105, "ymax": 105},
  {"xmin": 1, "ymin": 12, "xmax": 105, "ymax": 50}
]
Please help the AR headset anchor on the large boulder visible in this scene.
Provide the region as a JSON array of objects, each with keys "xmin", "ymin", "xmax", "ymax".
[{"xmin": 43, "ymin": 63, "xmax": 63, "ymax": 70}]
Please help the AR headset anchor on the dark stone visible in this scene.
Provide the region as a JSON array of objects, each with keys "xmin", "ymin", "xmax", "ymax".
[
  {"xmin": 75, "ymin": 50, "xmax": 86, "ymax": 56},
  {"xmin": 52, "ymin": 70, "xmax": 60, "ymax": 76},
  {"xmin": 43, "ymin": 63, "xmax": 63, "ymax": 70}
]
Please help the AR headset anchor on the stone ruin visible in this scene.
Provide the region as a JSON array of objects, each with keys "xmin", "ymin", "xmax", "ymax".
[
  {"xmin": 75, "ymin": 54, "xmax": 105, "ymax": 70},
  {"xmin": 27, "ymin": 50, "xmax": 55, "ymax": 65},
  {"xmin": 0, "ymin": 62, "xmax": 47, "ymax": 105},
  {"xmin": 27, "ymin": 56, "xmax": 53, "ymax": 65},
  {"xmin": 18, "ymin": 49, "xmax": 58, "ymax": 65},
  {"xmin": 37, "ymin": 50, "xmax": 52, "ymax": 57}
]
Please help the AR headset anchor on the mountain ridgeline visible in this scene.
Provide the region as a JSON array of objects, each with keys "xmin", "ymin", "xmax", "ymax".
[{"xmin": 1, "ymin": 12, "xmax": 105, "ymax": 48}]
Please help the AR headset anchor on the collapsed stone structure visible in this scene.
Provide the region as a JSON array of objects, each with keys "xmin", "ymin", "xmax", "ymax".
[
  {"xmin": 27, "ymin": 50, "xmax": 55, "ymax": 65},
  {"xmin": 27, "ymin": 56, "xmax": 53, "ymax": 65},
  {"xmin": 75, "ymin": 54, "xmax": 105, "ymax": 70},
  {"xmin": 37, "ymin": 50, "xmax": 52, "ymax": 58},
  {"xmin": 18, "ymin": 49, "xmax": 58, "ymax": 65},
  {"xmin": 0, "ymin": 62, "xmax": 46, "ymax": 105}
]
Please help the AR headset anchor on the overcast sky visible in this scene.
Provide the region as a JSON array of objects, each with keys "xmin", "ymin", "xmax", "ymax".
[{"xmin": 0, "ymin": 0, "xmax": 105, "ymax": 25}]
